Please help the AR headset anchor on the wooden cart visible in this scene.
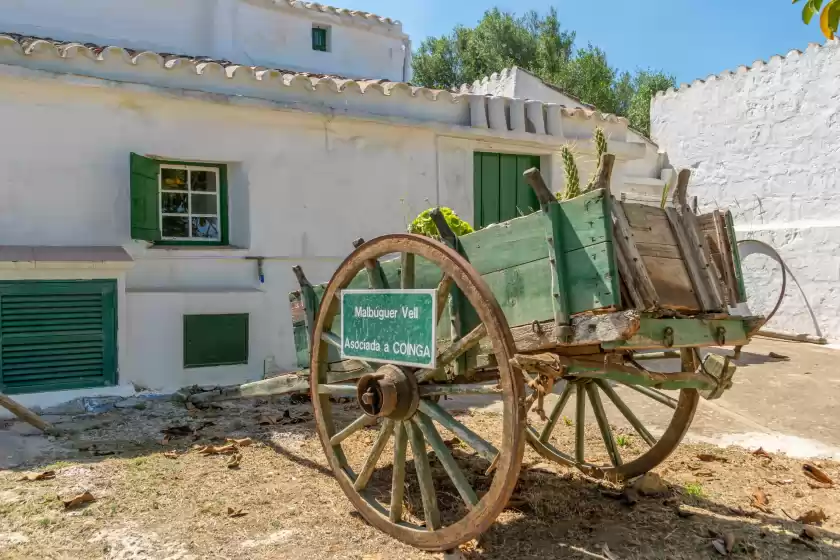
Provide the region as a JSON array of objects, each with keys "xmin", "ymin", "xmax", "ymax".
[{"xmin": 286, "ymin": 158, "xmax": 761, "ymax": 551}]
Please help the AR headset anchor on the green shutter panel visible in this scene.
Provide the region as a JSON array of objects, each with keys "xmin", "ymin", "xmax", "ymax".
[
  {"xmin": 184, "ymin": 314, "xmax": 249, "ymax": 368},
  {"xmin": 0, "ymin": 281, "xmax": 117, "ymax": 394},
  {"xmin": 473, "ymin": 152, "xmax": 540, "ymax": 229},
  {"xmin": 130, "ymin": 153, "xmax": 161, "ymax": 241}
]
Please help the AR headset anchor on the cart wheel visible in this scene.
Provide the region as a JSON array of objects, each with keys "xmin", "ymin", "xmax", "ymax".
[
  {"xmin": 309, "ymin": 234, "xmax": 524, "ymax": 552},
  {"xmin": 525, "ymin": 380, "xmax": 698, "ymax": 481}
]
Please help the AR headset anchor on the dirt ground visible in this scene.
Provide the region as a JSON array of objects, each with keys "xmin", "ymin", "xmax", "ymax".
[{"xmin": 1, "ymin": 384, "xmax": 838, "ymax": 560}]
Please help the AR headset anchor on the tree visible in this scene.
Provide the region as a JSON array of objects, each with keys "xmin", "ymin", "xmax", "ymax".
[
  {"xmin": 795, "ymin": 0, "xmax": 840, "ymax": 39},
  {"xmin": 411, "ymin": 8, "xmax": 675, "ymax": 136}
]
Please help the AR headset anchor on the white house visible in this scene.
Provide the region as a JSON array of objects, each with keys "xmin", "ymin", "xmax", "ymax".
[
  {"xmin": 0, "ymin": 0, "xmax": 665, "ymax": 412},
  {"xmin": 652, "ymin": 39, "xmax": 840, "ymax": 342}
]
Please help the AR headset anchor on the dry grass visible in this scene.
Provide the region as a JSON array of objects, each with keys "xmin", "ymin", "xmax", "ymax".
[{"xmin": 1, "ymin": 397, "xmax": 838, "ymax": 559}]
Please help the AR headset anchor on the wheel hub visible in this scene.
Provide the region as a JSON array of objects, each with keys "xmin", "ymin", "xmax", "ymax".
[{"xmin": 356, "ymin": 364, "xmax": 419, "ymax": 420}]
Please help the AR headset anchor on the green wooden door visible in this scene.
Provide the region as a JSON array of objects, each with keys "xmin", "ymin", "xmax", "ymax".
[
  {"xmin": 0, "ymin": 280, "xmax": 117, "ymax": 394},
  {"xmin": 473, "ymin": 152, "xmax": 541, "ymax": 229}
]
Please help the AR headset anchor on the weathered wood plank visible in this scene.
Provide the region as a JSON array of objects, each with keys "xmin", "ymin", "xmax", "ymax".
[
  {"xmin": 389, "ymin": 422, "xmax": 408, "ymax": 523},
  {"xmin": 564, "ymin": 241, "xmax": 621, "ymax": 313},
  {"xmin": 354, "ymin": 419, "xmax": 395, "ymax": 491},
  {"xmin": 664, "ymin": 207, "xmax": 715, "ymax": 311},
  {"xmin": 557, "ymin": 189, "xmax": 613, "ymax": 253},
  {"xmin": 637, "ymin": 242, "xmax": 682, "ymax": 260},
  {"xmin": 642, "ymin": 255, "xmax": 700, "ymax": 311},
  {"xmin": 510, "ymin": 310, "xmax": 640, "ymax": 352},
  {"xmin": 458, "ymin": 212, "xmax": 548, "ymax": 276},
  {"xmin": 607, "ymin": 317, "xmax": 748, "ymax": 350},
  {"xmin": 546, "ymin": 203, "xmax": 572, "ymax": 337},
  {"xmin": 683, "ymin": 210, "xmax": 725, "ymax": 310},
  {"xmin": 612, "ymin": 200, "xmax": 659, "ymax": 309},
  {"xmin": 613, "ymin": 230, "xmax": 644, "ymax": 310},
  {"xmin": 725, "ymin": 211, "xmax": 747, "ymax": 303},
  {"xmin": 622, "ymin": 203, "xmax": 678, "ymax": 247},
  {"xmin": 480, "ymin": 258, "xmax": 555, "ymax": 327},
  {"xmin": 0, "ymin": 393, "xmax": 55, "ymax": 433},
  {"xmin": 712, "ymin": 210, "xmax": 739, "ymax": 305}
]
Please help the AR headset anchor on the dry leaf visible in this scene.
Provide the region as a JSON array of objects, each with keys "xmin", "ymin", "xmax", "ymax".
[
  {"xmin": 802, "ymin": 463, "xmax": 833, "ymax": 485},
  {"xmin": 750, "ymin": 488, "xmax": 771, "ymax": 512},
  {"xmin": 768, "ymin": 352, "xmax": 790, "ymax": 361},
  {"xmin": 161, "ymin": 435, "xmax": 171, "ymax": 444},
  {"xmin": 197, "ymin": 444, "xmax": 237, "ymax": 455},
  {"xmin": 161, "ymin": 425, "xmax": 192, "ymax": 437},
  {"xmin": 797, "ymin": 508, "xmax": 828, "ymax": 525},
  {"xmin": 697, "ymin": 453, "xmax": 728, "ymax": 463},
  {"xmin": 711, "ymin": 538, "xmax": 727, "ymax": 555},
  {"xmin": 808, "ymin": 481, "xmax": 833, "ymax": 489},
  {"xmin": 63, "ymin": 491, "xmax": 96, "ymax": 509},
  {"xmin": 226, "ymin": 437, "xmax": 253, "ymax": 447},
  {"xmin": 19, "ymin": 470, "xmax": 55, "ymax": 482},
  {"xmin": 227, "ymin": 453, "xmax": 242, "ymax": 469},
  {"xmin": 226, "ymin": 507, "xmax": 248, "ymax": 518},
  {"xmin": 258, "ymin": 415, "xmax": 281, "ymax": 426},
  {"xmin": 723, "ymin": 532, "xmax": 736, "ymax": 553},
  {"xmin": 620, "ymin": 488, "xmax": 639, "ymax": 506},
  {"xmin": 163, "ymin": 451, "xmax": 179, "ymax": 459},
  {"xmin": 752, "ymin": 447, "xmax": 772, "ymax": 460}
]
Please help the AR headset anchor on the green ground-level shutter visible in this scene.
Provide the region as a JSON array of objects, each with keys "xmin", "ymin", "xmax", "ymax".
[
  {"xmin": 473, "ymin": 152, "xmax": 540, "ymax": 229},
  {"xmin": 184, "ymin": 314, "xmax": 249, "ymax": 368},
  {"xmin": 130, "ymin": 153, "xmax": 161, "ymax": 242},
  {"xmin": 0, "ymin": 281, "xmax": 117, "ymax": 394}
]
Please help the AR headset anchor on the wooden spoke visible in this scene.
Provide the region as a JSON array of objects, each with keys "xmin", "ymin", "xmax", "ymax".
[
  {"xmin": 401, "ymin": 253, "xmax": 415, "ymax": 289},
  {"xmin": 596, "ymin": 380, "xmax": 657, "ymax": 447},
  {"xmin": 624, "ymin": 383, "xmax": 679, "ymax": 409},
  {"xmin": 413, "ymin": 414, "xmax": 478, "ymax": 508},
  {"xmin": 330, "ymin": 414, "xmax": 376, "ymax": 447},
  {"xmin": 354, "ymin": 419, "xmax": 395, "ymax": 491},
  {"xmin": 575, "ymin": 383, "xmax": 586, "ymax": 463},
  {"xmin": 317, "ymin": 384, "xmax": 357, "ymax": 397},
  {"xmin": 435, "ymin": 275, "xmax": 453, "ymax": 324},
  {"xmin": 539, "ymin": 381, "xmax": 574, "ymax": 443},
  {"xmin": 418, "ymin": 399, "xmax": 498, "ymax": 463},
  {"xmin": 415, "ymin": 324, "xmax": 487, "ymax": 383},
  {"xmin": 585, "ymin": 383, "xmax": 623, "ymax": 467},
  {"xmin": 418, "ymin": 384, "xmax": 502, "ymax": 397},
  {"xmin": 406, "ymin": 420, "xmax": 441, "ymax": 530},
  {"xmin": 389, "ymin": 422, "xmax": 408, "ymax": 523}
]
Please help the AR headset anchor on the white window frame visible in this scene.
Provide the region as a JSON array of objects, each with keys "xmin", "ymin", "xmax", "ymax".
[{"xmin": 159, "ymin": 164, "xmax": 222, "ymax": 242}]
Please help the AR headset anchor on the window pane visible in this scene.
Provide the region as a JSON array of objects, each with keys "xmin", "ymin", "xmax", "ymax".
[
  {"xmin": 191, "ymin": 193, "xmax": 217, "ymax": 215},
  {"xmin": 162, "ymin": 216, "xmax": 189, "ymax": 238},
  {"xmin": 191, "ymin": 217, "xmax": 219, "ymax": 239},
  {"xmin": 161, "ymin": 192, "xmax": 188, "ymax": 214},
  {"xmin": 161, "ymin": 168, "xmax": 187, "ymax": 191},
  {"xmin": 191, "ymin": 170, "xmax": 217, "ymax": 192}
]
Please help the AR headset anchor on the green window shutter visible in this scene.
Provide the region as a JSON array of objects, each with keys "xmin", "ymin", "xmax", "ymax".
[
  {"xmin": 0, "ymin": 280, "xmax": 117, "ymax": 395},
  {"xmin": 312, "ymin": 27, "xmax": 328, "ymax": 51},
  {"xmin": 130, "ymin": 153, "xmax": 161, "ymax": 241},
  {"xmin": 184, "ymin": 314, "xmax": 249, "ymax": 368},
  {"xmin": 473, "ymin": 152, "xmax": 540, "ymax": 229}
]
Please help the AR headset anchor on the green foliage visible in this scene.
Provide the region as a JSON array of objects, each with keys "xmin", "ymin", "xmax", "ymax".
[
  {"xmin": 795, "ymin": 0, "xmax": 840, "ymax": 38},
  {"xmin": 684, "ymin": 482, "xmax": 705, "ymax": 498},
  {"xmin": 412, "ymin": 8, "xmax": 676, "ymax": 136},
  {"xmin": 615, "ymin": 434, "xmax": 630, "ymax": 447},
  {"xmin": 408, "ymin": 207, "xmax": 474, "ymax": 238}
]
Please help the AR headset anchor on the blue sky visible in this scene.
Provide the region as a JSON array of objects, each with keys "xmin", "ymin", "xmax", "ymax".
[{"xmin": 348, "ymin": 0, "xmax": 826, "ymax": 85}]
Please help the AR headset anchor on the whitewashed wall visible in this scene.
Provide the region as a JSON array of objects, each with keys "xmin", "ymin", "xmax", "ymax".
[
  {"xmin": 0, "ymin": 0, "xmax": 409, "ymax": 81},
  {"xmin": 651, "ymin": 40, "xmax": 840, "ymax": 340},
  {"xmin": 0, "ymin": 66, "xmax": 592, "ymax": 408}
]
